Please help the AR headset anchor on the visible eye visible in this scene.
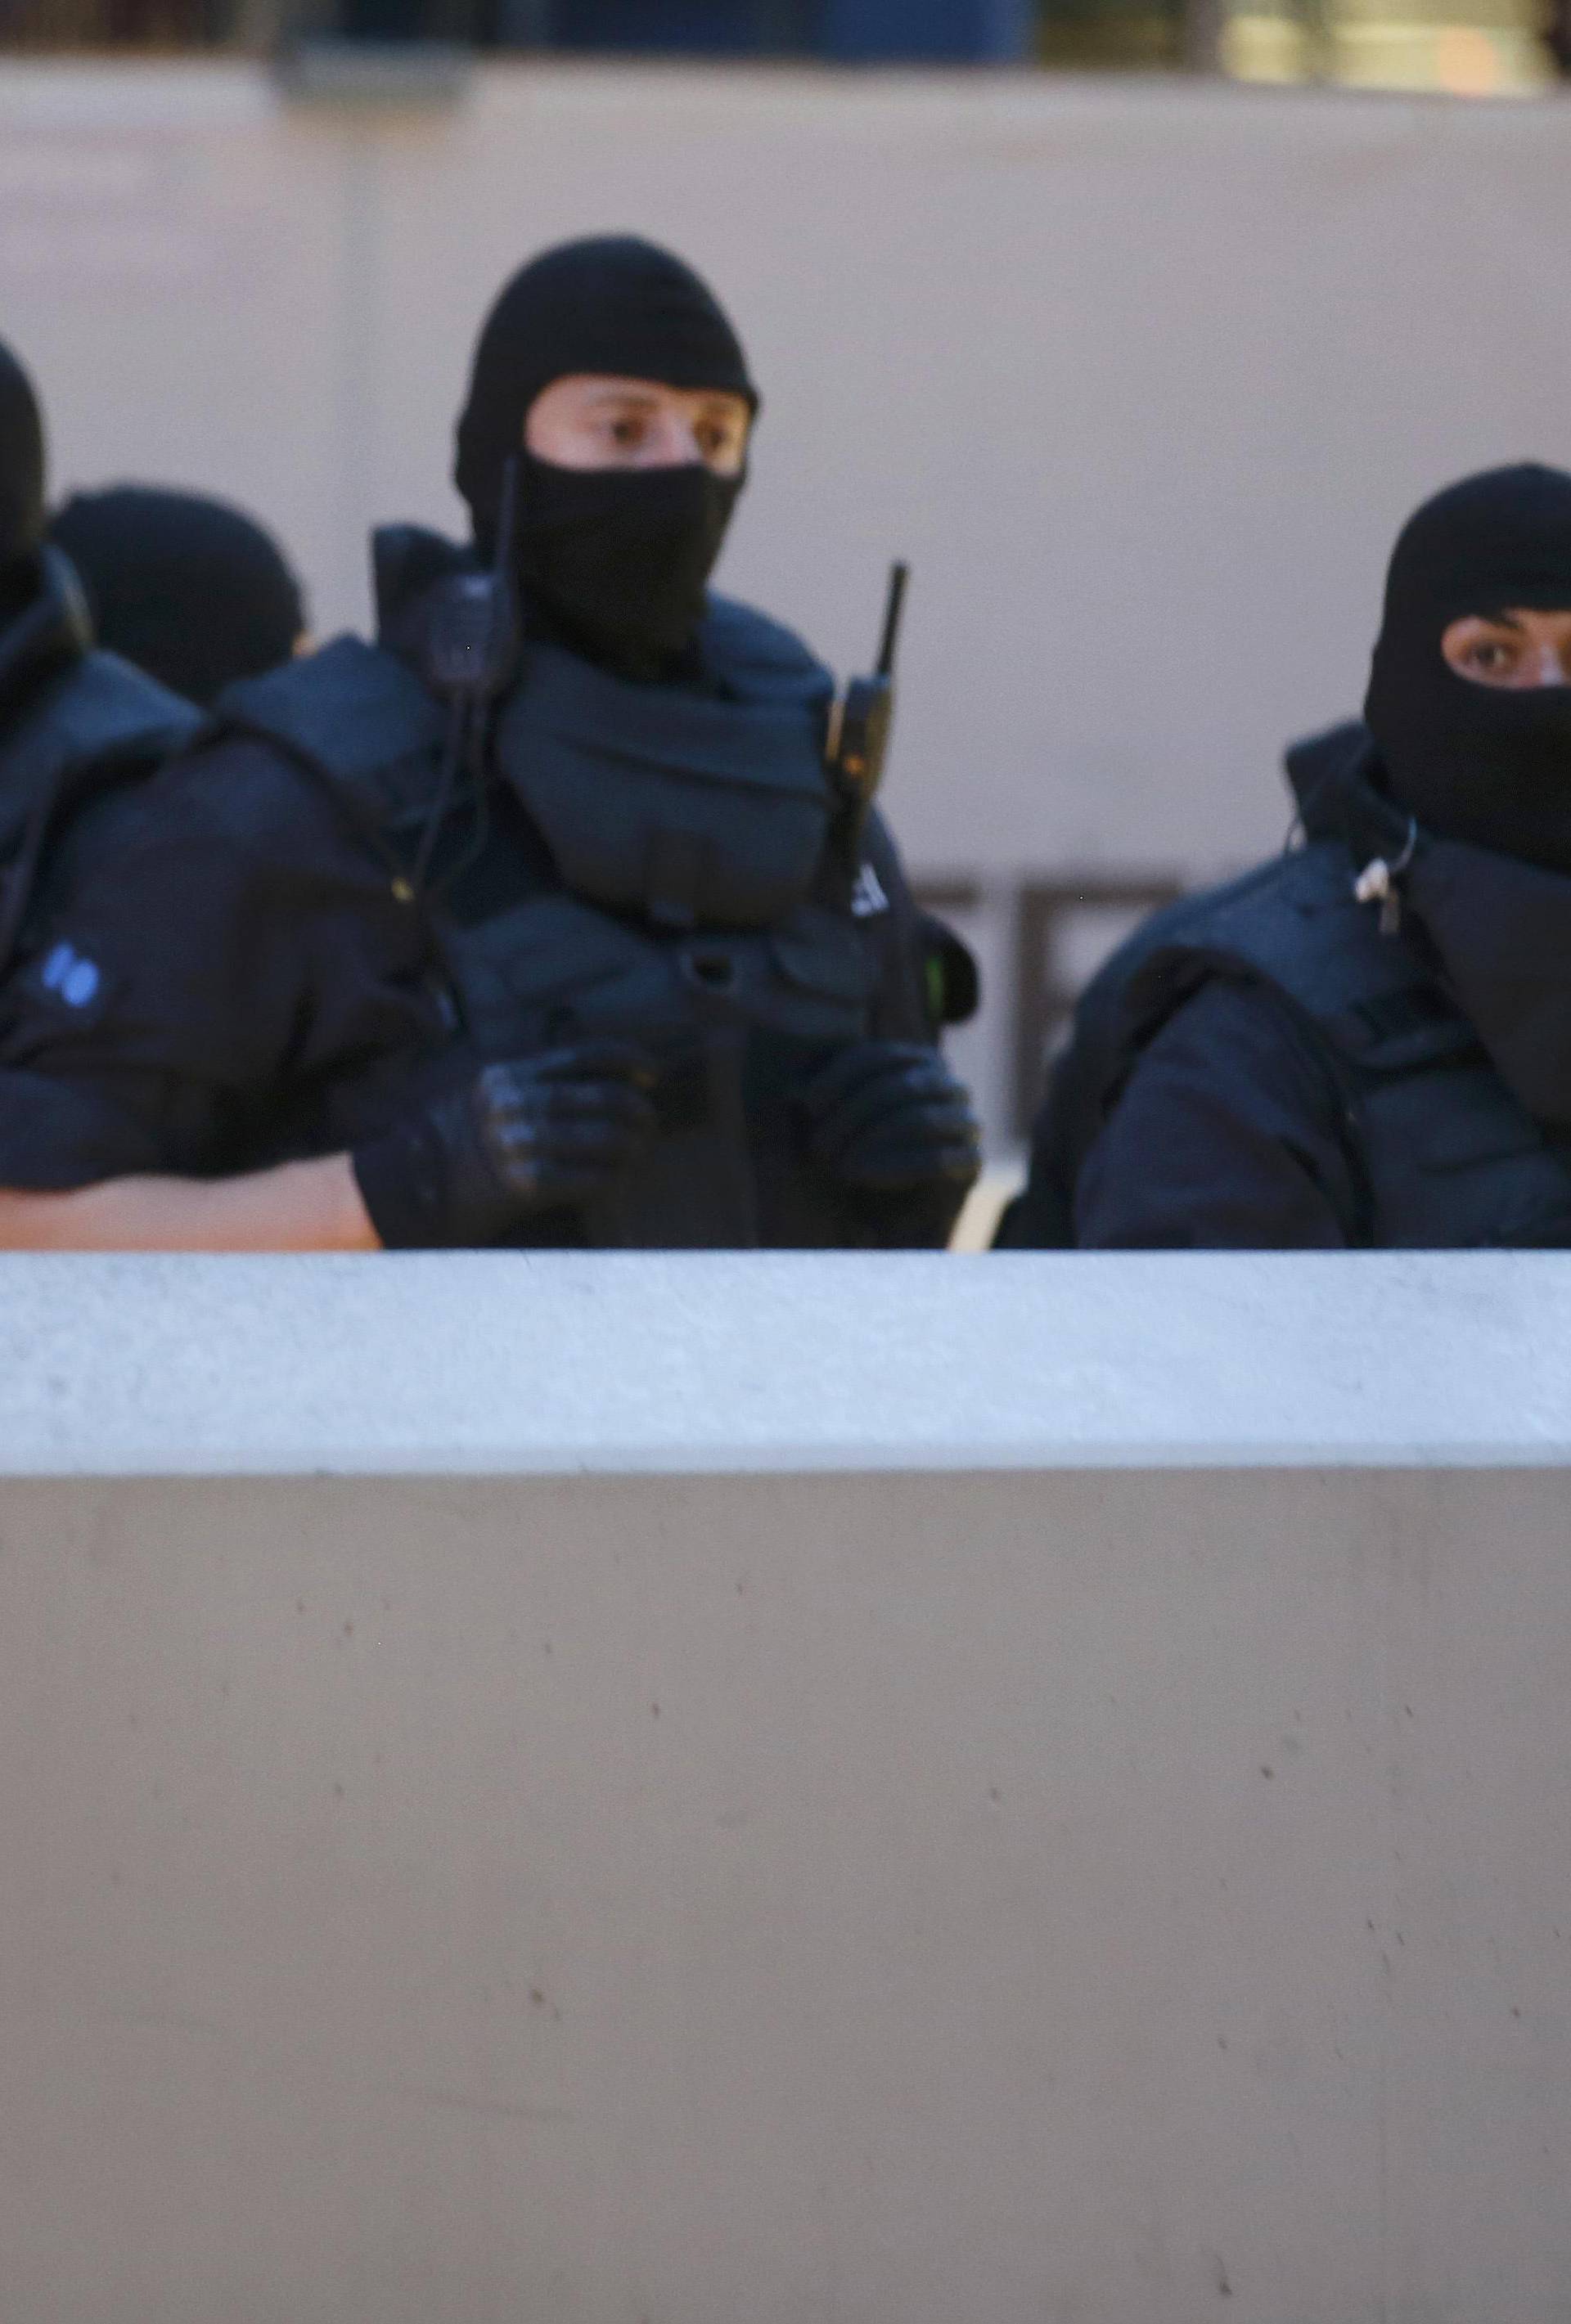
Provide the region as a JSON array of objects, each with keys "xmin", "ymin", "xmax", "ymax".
[
  {"xmin": 608, "ymin": 415, "xmax": 649, "ymax": 451},
  {"xmin": 1443, "ymin": 617, "xmax": 1527, "ymax": 686},
  {"xmin": 695, "ymin": 416, "xmax": 747, "ymax": 474}
]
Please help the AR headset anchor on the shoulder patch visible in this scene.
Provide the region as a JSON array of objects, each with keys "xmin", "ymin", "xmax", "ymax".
[{"xmin": 25, "ymin": 937, "xmax": 112, "ymax": 1022}]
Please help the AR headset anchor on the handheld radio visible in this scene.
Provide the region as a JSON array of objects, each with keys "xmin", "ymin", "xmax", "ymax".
[
  {"xmin": 418, "ymin": 454, "xmax": 521, "ymax": 710},
  {"xmin": 403, "ymin": 456, "xmax": 523, "ymax": 897},
  {"xmin": 830, "ymin": 560, "xmax": 908, "ymax": 851}
]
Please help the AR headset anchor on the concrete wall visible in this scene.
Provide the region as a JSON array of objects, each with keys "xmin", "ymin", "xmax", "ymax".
[
  {"xmin": 6, "ymin": 61, "xmax": 1571, "ymax": 1129},
  {"xmin": 2, "ymin": 1251, "xmax": 1571, "ymax": 2322}
]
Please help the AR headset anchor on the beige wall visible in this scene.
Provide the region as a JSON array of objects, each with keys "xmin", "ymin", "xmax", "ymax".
[
  {"xmin": 5, "ymin": 61, "xmax": 1571, "ymax": 1129},
  {"xmin": 3, "ymin": 1252, "xmax": 1571, "ymax": 2322},
  {"xmin": 10, "ymin": 1462, "xmax": 1571, "ymax": 2324}
]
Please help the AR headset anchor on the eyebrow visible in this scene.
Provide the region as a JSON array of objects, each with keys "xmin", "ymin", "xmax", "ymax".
[
  {"xmin": 583, "ymin": 386, "xmax": 662, "ymax": 411},
  {"xmin": 582, "ymin": 385, "xmax": 746, "ymax": 421}
]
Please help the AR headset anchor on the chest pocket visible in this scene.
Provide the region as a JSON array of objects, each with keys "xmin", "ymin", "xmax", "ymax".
[
  {"xmin": 438, "ymin": 892, "xmax": 875, "ymax": 1057},
  {"xmin": 496, "ymin": 645, "xmax": 833, "ymax": 931},
  {"xmin": 439, "ymin": 893, "xmax": 685, "ymax": 1058},
  {"xmin": 670, "ymin": 908, "xmax": 873, "ymax": 1045}
]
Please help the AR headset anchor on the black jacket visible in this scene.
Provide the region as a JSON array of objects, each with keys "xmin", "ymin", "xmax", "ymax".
[
  {"xmin": 0, "ymin": 547, "xmax": 200, "ymax": 962},
  {"xmin": 0, "ymin": 551, "xmax": 966, "ymax": 1247},
  {"xmin": 999, "ymin": 723, "xmax": 1571, "ymax": 1249}
]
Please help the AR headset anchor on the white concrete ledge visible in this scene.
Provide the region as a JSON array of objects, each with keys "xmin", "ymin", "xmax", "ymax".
[
  {"xmin": 2, "ymin": 1249, "xmax": 1570, "ymax": 1475},
  {"xmin": 4, "ymin": 1254, "xmax": 1571, "ymax": 2321}
]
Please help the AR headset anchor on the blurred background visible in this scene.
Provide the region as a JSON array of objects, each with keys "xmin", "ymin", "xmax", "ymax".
[
  {"xmin": 7, "ymin": 0, "xmax": 1565, "ymax": 94},
  {"xmin": 3, "ymin": 0, "xmax": 1571, "ymax": 1164}
]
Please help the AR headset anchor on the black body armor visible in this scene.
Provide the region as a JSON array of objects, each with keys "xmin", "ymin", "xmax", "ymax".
[
  {"xmin": 1008, "ymin": 835, "xmax": 1571, "ymax": 1250},
  {"xmin": 222, "ymin": 587, "xmax": 934, "ymax": 1246},
  {"xmin": 0, "ymin": 548, "xmax": 202, "ymax": 965}
]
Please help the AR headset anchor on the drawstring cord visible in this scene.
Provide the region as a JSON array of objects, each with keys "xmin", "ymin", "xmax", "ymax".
[{"xmin": 1353, "ymin": 815, "xmax": 1419, "ymax": 936}]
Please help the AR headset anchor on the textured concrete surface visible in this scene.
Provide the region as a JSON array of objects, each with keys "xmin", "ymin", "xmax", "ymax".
[
  {"xmin": 1, "ymin": 1249, "xmax": 1570, "ymax": 1473},
  {"xmin": 2, "ymin": 1460, "xmax": 1569, "ymax": 2324},
  {"xmin": 2, "ymin": 1256, "xmax": 1570, "ymax": 2322}
]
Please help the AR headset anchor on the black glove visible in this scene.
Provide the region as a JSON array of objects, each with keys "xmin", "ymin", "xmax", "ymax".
[
  {"xmin": 800, "ymin": 1041, "xmax": 982, "ymax": 1196},
  {"xmin": 353, "ymin": 1041, "xmax": 656, "ymax": 1248}
]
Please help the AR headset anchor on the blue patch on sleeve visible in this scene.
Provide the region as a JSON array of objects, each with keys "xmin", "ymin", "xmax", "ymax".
[{"xmin": 34, "ymin": 941, "xmax": 105, "ymax": 1013}]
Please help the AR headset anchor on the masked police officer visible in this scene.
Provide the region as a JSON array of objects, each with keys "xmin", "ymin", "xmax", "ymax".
[
  {"xmin": 0, "ymin": 342, "xmax": 200, "ymax": 1008},
  {"xmin": 0, "ymin": 238, "xmax": 979, "ymax": 1249},
  {"xmin": 1001, "ymin": 464, "xmax": 1571, "ymax": 1250}
]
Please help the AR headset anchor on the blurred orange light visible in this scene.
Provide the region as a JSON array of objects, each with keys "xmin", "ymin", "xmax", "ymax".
[{"xmin": 1434, "ymin": 24, "xmax": 1507, "ymax": 90}]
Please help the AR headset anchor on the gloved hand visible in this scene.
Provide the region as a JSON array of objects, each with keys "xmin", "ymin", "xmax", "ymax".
[
  {"xmin": 800, "ymin": 1041, "xmax": 982, "ymax": 1196},
  {"xmin": 353, "ymin": 1041, "xmax": 656, "ymax": 1248}
]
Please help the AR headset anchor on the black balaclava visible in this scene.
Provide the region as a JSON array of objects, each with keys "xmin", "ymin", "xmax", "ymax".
[
  {"xmin": 0, "ymin": 339, "xmax": 46, "ymax": 618},
  {"xmin": 48, "ymin": 485, "xmax": 306, "ymax": 708},
  {"xmin": 453, "ymin": 236, "xmax": 758, "ymax": 680},
  {"xmin": 1365, "ymin": 464, "xmax": 1571, "ymax": 874}
]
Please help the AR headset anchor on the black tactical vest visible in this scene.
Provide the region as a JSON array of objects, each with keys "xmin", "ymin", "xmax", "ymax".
[
  {"xmin": 222, "ymin": 597, "xmax": 920, "ymax": 1246},
  {"xmin": 0, "ymin": 629, "xmax": 202, "ymax": 968},
  {"xmin": 1020, "ymin": 841, "xmax": 1571, "ymax": 1249}
]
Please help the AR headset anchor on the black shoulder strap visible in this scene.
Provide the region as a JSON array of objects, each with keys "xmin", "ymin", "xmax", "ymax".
[
  {"xmin": 1122, "ymin": 843, "xmax": 1475, "ymax": 1083},
  {"xmin": 0, "ymin": 648, "xmax": 199, "ymax": 838},
  {"xmin": 0, "ymin": 647, "xmax": 202, "ymax": 970},
  {"xmin": 216, "ymin": 634, "xmax": 452, "ymax": 882},
  {"xmin": 218, "ymin": 634, "xmax": 447, "ymax": 793},
  {"xmin": 1007, "ymin": 843, "xmax": 1472, "ymax": 1249},
  {"xmin": 1005, "ymin": 856, "xmax": 1312, "ymax": 1246}
]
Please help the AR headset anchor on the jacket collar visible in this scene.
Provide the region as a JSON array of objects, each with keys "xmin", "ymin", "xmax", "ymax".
[
  {"xmin": 1285, "ymin": 718, "xmax": 1413, "ymax": 860},
  {"xmin": 1284, "ymin": 716, "xmax": 1571, "ymax": 1127}
]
